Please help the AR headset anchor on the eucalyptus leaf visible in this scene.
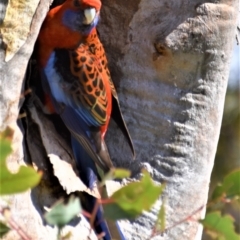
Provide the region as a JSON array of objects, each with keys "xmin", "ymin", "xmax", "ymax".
[
  {"xmin": 201, "ymin": 211, "xmax": 240, "ymax": 240},
  {"xmin": 212, "ymin": 169, "xmax": 240, "ymax": 201},
  {"xmin": 0, "ymin": 128, "xmax": 42, "ymax": 195},
  {"xmin": 104, "ymin": 170, "xmax": 164, "ymax": 220},
  {"xmin": 0, "ymin": 221, "xmax": 10, "ymax": 237},
  {"xmin": 100, "ymin": 168, "xmax": 131, "ymax": 187},
  {"xmin": 45, "ymin": 197, "xmax": 81, "ymax": 228},
  {"xmin": 156, "ymin": 201, "xmax": 166, "ymax": 232},
  {"xmin": 0, "ymin": 127, "xmax": 13, "ymax": 162}
]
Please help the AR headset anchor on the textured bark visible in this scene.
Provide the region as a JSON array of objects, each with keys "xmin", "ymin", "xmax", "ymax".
[{"xmin": 0, "ymin": 0, "xmax": 238, "ymax": 240}]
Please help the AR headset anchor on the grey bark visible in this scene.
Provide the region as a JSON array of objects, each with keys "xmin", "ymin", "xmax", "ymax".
[{"xmin": 0, "ymin": 0, "xmax": 238, "ymax": 240}]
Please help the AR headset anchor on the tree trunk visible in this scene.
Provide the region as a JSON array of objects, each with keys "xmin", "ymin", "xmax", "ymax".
[{"xmin": 0, "ymin": 0, "xmax": 238, "ymax": 239}]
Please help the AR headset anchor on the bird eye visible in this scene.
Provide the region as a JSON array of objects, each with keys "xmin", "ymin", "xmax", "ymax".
[{"xmin": 83, "ymin": 8, "xmax": 96, "ymax": 25}]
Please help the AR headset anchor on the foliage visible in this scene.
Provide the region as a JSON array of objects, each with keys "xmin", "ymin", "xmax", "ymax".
[
  {"xmin": 0, "ymin": 127, "xmax": 42, "ymax": 238},
  {"xmin": 202, "ymin": 169, "xmax": 240, "ymax": 240},
  {"xmin": 0, "ymin": 128, "xmax": 42, "ymax": 195},
  {"xmin": 43, "ymin": 170, "xmax": 164, "ymax": 239},
  {"xmin": 104, "ymin": 170, "xmax": 164, "ymax": 220},
  {"xmin": 99, "ymin": 168, "xmax": 131, "ymax": 187},
  {"xmin": 0, "ymin": 127, "xmax": 164, "ymax": 239},
  {"xmin": 45, "ymin": 197, "xmax": 81, "ymax": 228},
  {"xmin": 44, "ymin": 197, "xmax": 81, "ymax": 239},
  {"xmin": 202, "ymin": 212, "xmax": 240, "ymax": 240},
  {"xmin": 2, "ymin": 126, "xmax": 239, "ymax": 240},
  {"xmin": 211, "ymin": 169, "xmax": 240, "ymax": 201},
  {"xmin": 155, "ymin": 200, "xmax": 166, "ymax": 233},
  {"xmin": 3, "ymin": 117, "xmax": 239, "ymax": 240},
  {"xmin": 202, "ymin": 88, "xmax": 240, "ymax": 240}
]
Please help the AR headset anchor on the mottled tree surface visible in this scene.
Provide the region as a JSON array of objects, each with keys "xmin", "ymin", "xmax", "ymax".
[{"xmin": 0, "ymin": 0, "xmax": 238, "ymax": 239}]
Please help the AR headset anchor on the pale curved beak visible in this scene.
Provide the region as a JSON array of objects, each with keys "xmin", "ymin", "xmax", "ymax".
[{"xmin": 83, "ymin": 8, "xmax": 96, "ymax": 25}]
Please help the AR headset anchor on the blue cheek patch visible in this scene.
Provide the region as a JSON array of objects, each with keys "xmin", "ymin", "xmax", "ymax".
[
  {"xmin": 62, "ymin": 9, "xmax": 83, "ymax": 31},
  {"xmin": 62, "ymin": 9, "xmax": 99, "ymax": 35}
]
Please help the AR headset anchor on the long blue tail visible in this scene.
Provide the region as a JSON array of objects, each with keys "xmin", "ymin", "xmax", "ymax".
[{"xmin": 71, "ymin": 136, "xmax": 125, "ymax": 240}]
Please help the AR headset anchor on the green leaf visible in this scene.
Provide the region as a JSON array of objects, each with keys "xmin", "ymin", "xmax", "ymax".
[
  {"xmin": 104, "ymin": 170, "xmax": 164, "ymax": 220},
  {"xmin": 104, "ymin": 201, "xmax": 140, "ymax": 220},
  {"xmin": 0, "ymin": 165, "xmax": 42, "ymax": 195},
  {"xmin": 212, "ymin": 169, "xmax": 240, "ymax": 201},
  {"xmin": 45, "ymin": 197, "xmax": 81, "ymax": 228},
  {"xmin": 201, "ymin": 211, "xmax": 240, "ymax": 240},
  {"xmin": 0, "ymin": 127, "xmax": 13, "ymax": 162},
  {"xmin": 99, "ymin": 168, "xmax": 131, "ymax": 187},
  {"xmin": 155, "ymin": 201, "xmax": 166, "ymax": 232},
  {"xmin": 0, "ymin": 128, "xmax": 42, "ymax": 195},
  {"xmin": 0, "ymin": 221, "xmax": 10, "ymax": 237}
]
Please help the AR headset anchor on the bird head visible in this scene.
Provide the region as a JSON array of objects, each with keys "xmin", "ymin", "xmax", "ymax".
[{"xmin": 62, "ymin": 0, "xmax": 102, "ymax": 35}]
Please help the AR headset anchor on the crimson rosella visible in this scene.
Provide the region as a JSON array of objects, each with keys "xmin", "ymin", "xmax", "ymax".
[{"xmin": 37, "ymin": 0, "xmax": 134, "ymax": 239}]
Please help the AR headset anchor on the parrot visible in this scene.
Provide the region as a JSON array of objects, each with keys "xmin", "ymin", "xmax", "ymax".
[{"xmin": 37, "ymin": 0, "xmax": 135, "ymax": 239}]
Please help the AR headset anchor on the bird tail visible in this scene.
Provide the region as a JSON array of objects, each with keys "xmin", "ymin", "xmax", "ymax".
[{"xmin": 71, "ymin": 135, "xmax": 125, "ymax": 240}]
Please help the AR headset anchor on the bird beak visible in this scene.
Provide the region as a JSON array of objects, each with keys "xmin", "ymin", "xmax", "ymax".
[{"xmin": 83, "ymin": 8, "xmax": 96, "ymax": 25}]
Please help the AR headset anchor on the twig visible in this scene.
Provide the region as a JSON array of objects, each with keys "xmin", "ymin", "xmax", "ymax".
[
  {"xmin": 88, "ymin": 198, "xmax": 101, "ymax": 237},
  {"xmin": 0, "ymin": 206, "xmax": 32, "ymax": 240},
  {"xmin": 150, "ymin": 205, "xmax": 205, "ymax": 238}
]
